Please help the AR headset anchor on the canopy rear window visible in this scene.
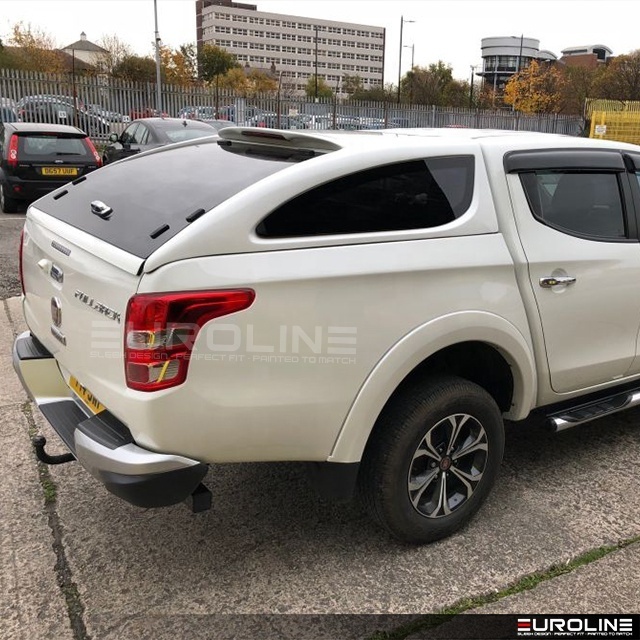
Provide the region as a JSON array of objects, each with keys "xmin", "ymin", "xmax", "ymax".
[{"xmin": 33, "ymin": 140, "xmax": 294, "ymax": 258}]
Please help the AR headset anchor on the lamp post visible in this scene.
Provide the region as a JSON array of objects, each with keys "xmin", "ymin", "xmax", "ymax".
[
  {"xmin": 403, "ymin": 43, "xmax": 415, "ymax": 68},
  {"xmin": 397, "ymin": 15, "xmax": 415, "ymax": 104},
  {"xmin": 314, "ymin": 25, "xmax": 319, "ymax": 101},
  {"xmin": 153, "ymin": 0, "xmax": 162, "ymax": 115},
  {"xmin": 70, "ymin": 48, "xmax": 78, "ymax": 128},
  {"xmin": 469, "ymin": 65, "xmax": 476, "ymax": 108},
  {"xmin": 403, "ymin": 44, "xmax": 415, "ymax": 103}
]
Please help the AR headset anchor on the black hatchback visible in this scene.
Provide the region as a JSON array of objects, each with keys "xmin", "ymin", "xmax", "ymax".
[{"xmin": 0, "ymin": 122, "xmax": 102, "ymax": 213}]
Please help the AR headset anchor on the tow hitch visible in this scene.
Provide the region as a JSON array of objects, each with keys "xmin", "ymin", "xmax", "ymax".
[{"xmin": 32, "ymin": 435, "xmax": 75, "ymax": 465}]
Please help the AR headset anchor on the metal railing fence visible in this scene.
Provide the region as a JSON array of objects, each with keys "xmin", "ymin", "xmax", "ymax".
[{"xmin": 0, "ymin": 68, "xmax": 585, "ymax": 141}]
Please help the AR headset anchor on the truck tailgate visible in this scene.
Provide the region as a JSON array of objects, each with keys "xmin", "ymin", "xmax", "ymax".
[{"xmin": 21, "ymin": 207, "xmax": 143, "ymax": 414}]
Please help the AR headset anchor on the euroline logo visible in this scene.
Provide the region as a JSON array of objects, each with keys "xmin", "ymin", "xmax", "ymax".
[{"xmin": 517, "ymin": 616, "xmax": 636, "ymax": 637}]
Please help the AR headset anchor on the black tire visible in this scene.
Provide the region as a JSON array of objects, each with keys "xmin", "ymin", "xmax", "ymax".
[
  {"xmin": 359, "ymin": 375, "xmax": 504, "ymax": 544},
  {"xmin": 0, "ymin": 184, "xmax": 19, "ymax": 213}
]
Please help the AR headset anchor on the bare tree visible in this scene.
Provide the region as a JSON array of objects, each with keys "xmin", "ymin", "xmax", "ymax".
[{"xmin": 96, "ymin": 34, "xmax": 133, "ymax": 75}]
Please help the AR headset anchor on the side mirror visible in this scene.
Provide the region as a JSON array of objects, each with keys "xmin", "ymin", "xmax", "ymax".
[{"xmin": 108, "ymin": 132, "xmax": 119, "ymax": 143}]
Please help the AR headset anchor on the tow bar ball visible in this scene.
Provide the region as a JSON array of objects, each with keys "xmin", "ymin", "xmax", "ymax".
[{"xmin": 31, "ymin": 435, "xmax": 75, "ymax": 465}]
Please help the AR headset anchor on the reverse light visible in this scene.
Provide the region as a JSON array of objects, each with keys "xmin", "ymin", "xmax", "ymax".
[
  {"xmin": 8, "ymin": 134, "xmax": 19, "ymax": 169},
  {"xmin": 124, "ymin": 290, "xmax": 255, "ymax": 392}
]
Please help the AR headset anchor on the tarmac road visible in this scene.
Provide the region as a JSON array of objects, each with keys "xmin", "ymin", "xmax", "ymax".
[
  {"xmin": 1, "ymin": 213, "xmax": 639, "ymax": 640},
  {"xmin": 0, "ymin": 208, "xmax": 25, "ymax": 299}
]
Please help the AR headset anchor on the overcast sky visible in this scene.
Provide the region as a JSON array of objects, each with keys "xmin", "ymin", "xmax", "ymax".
[{"xmin": 1, "ymin": 0, "xmax": 638, "ymax": 82}]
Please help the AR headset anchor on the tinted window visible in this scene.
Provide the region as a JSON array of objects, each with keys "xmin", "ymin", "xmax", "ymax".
[
  {"xmin": 132, "ymin": 124, "xmax": 149, "ymax": 145},
  {"xmin": 520, "ymin": 171, "xmax": 626, "ymax": 239},
  {"xmin": 164, "ymin": 127, "xmax": 215, "ymax": 143},
  {"xmin": 121, "ymin": 123, "xmax": 138, "ymax": 144},
  {"xmin": 34, "ymin": 139, "xmax": 295, "ymax": 258},
  {"xmin": 18, "ymin": 134, "xmax": 90, "ymax": 158},
  {"xmin": 257, "ymin": 156, "xmax": 474, "ymax": 238}
]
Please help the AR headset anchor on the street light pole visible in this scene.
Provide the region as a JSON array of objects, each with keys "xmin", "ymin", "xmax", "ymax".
[
  {"xmin": 403, "ymin": 44, "xmax": 415, "ymax": 104},
  {"xmin": 314, "ymin": 25, "xmax": 319, "ymax": 101},
  {"xmin": 153, "ymin": 0, "xmax": 162, "ymax": 115},
  {"xmin": 469, "ymin": 65, "xmax": 476, "ymax": 108},
  {"xmin": 403, "ymin": 44, "xmax": 415, "ymax": 68},
  {"xmin": 397, "ymin": 16, "xmax": 414, "ymax": 104}
]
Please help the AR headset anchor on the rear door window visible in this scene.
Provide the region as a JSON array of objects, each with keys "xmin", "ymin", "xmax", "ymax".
[{"xmin": 520, "ymin": 171, "xmax": 627, "ymax": 239}]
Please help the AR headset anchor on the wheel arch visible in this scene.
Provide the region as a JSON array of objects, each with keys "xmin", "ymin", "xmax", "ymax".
[{"xmin": 329, "ymin": 311, "xmax": 536, "ymax": 463}]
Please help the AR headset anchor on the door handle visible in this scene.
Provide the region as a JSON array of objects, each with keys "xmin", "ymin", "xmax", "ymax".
[{"xmin": 539, "ymin": 276, "xmax": 576, "ymax": 288}]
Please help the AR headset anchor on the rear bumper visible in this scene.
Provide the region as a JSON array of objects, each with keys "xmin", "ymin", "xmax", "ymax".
[
  {"xmin": 3, "ymin": 176, "xmax": 69, "ymax": 202},
  {"xmin": 13, "ymin": 330, "xmax": 208, "ymax": 508}
]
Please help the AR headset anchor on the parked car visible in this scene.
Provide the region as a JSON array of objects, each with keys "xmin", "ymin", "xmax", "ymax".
[
  {"xmin": 178, "ymin": 106, "xmax": 217, "ymax": 120},
  {"xmin": 85, "ymin": 104, "xmax": 129, "ymax": 123},
  {"xmin": 129, "ymin": 107, "xmax": 169, "ymax": 120},
  {"xmin": 14, "ymin": 127, "xmax": 640, "ymax": 544},
  {"xmin": 0, "ymin": 121, "xmax": 101, "ymax": 213},
  {"xmin": 0, "ymin": 105, "xmax": 20, "ymax": 123},
  {"xmin": 198, "ymin": 119, "xmax": 235, "ymax": 133},
  {"xmin": 102, "ymin": 117, "xmax": 216, "ymax": 164},
  {"xmin": 16, "ymin": 95, "xmax": 110, "ymax": 138}
]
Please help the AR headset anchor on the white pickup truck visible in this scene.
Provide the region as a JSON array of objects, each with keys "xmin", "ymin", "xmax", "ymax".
[{"xmin": 13, "ymin": 127, "xmax": 640, "ymax": 544}]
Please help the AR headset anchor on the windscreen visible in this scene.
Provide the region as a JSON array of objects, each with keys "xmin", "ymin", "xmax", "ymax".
[{"xmin": 32, "ymin": 139, "xmax": 294, "ymax": 258}]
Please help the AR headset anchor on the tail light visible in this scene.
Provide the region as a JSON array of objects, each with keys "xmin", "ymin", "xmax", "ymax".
[
  {"xmin": 124, "ymin": 290, "xmax": 255, "ymax": 392},
  {"xmin": 8, "ymin": 134, "xmax": 19, "ymax": 169},
  {"xmin": 83, "ymin": 137, "xmax": 102, "ymax": 166},
  {"xmin": 18, "ymin": 227, "xmax": 25, "ymax": 295}
]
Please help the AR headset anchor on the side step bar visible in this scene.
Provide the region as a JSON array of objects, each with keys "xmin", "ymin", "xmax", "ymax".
[{"xmin": 548, "ymin": 388, "xmax": 640, "ymax": 432}]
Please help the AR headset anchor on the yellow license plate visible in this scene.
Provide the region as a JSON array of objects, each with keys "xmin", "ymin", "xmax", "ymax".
[
  {"xmin": 69, "ymin": 376, "xmax": 105, "ymax": 414},
  {"xmin": 41, "ymin": 167, "xmax": 79, "ymax": 176}
]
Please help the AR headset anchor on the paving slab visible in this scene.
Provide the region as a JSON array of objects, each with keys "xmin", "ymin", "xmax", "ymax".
[
  {"xmin": 0, "ymin": 404, "xmax": 73, "ymax": 639},
  {"xmin": 43, "ymin": 412, "xmax": 640, "ymax": 639},
  {"xmin": 5, "ymin": 294, "xmax": 640, "ymax": 639},
  {"xmin": 405, "ymin": 543, "xmax": 640, "ymax": 638}
]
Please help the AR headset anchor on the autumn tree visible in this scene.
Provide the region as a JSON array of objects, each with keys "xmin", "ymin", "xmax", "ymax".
[
  {"xmin": 592, "ymin": 50, "xmax": 640, "ymax": 101},
  {"xmin": 305, "ymin": 75, "xmax": 333, "ymax": 99},
  {"xmin": 400, "ymin": 61, "xmax": 467, "ymax": 106},
  {"xmin": 198, "ymin": 44, "xmax": 238, "ymax": 84},
  {"xmin": 0, "ymin": 37, "xmax": 19, "ymax": 69},
  {"xmin": 198, "ymin": 44, "xmax": 238, "ymax": 108},
  {"xmin": 8, "ymin": 22, "xmax": 64, "ymax": 72},
  {"xmin": 159, "ymin": 43, "xmax": 198, "ymax": 86},
  {"xmin": 112, "ymin": 55, "xmax": 159, "ymax": 83},
  {"xmin": 559, "ymin": 65, "xmax": 603, "ymax": 115},
  {"xmin": 503, "ymin": 60, "xmax": 566, "ymax": 113},
  {"xmin": 347, "ymin": 83, "xmax": 395, "ymax": 102}
]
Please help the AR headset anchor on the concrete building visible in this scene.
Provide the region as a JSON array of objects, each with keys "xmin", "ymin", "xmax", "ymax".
[
  {"xmin": 477, "ymin": 36, "xmax": 557, "ymax": 94},
  {"xmin": 560, "ymin": 44, "xmax": 613, "ymax": 69},
  {"xmin": 195, "ymin": 0, "xmax": 385, "ymax": 96}
]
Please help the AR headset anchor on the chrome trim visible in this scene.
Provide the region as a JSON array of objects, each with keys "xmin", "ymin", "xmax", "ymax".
[
  {"xmin": 90, "ymin": 200, "xmax": 113, "ymax": 218},
  {"xmin": 540, "ymin": 276, "xmax": 576, "ymax": 288},
  {"xmin": 51, "ymin": 241, "xmax": 71, "ymax": 256},
  {"xmin": 51, "ymin": 326, "xmax": 66, "ymax": 346},
  {"xmin": 549, "ymin": 391, "xmax": 640, "ymax": 431},
  {"xmin": 50, "ymin": 264, "xmax": 64, "ymax": 283}
]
